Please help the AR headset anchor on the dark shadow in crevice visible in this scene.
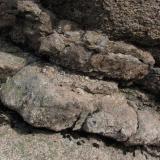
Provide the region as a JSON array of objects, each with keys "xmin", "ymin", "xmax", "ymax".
[{"xmin": 40, "ymin": 0, "xmax": 160, "ymax": 48}]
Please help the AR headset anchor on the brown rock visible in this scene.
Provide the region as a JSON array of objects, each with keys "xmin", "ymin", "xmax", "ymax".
[
  {"xmin": 90, "ymin": 53, "xmax": 150, "ymax": 80},
  {"xmin": 40, "ymin": 31, "xmax": 154, "ymax": 80},
  {"xmin": 138, "ymin": 68, "xmax": 160, "ymax": 94},
  {"xmin": 129, "ymin": 110, "xmax": 160, "ymax": 146},
  {"xmin": 11, "ymin": 0, "xmax": 55, "ymax": 50}
]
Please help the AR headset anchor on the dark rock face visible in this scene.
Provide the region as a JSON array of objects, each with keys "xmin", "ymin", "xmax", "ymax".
[
  {"xmin": 43, "ymin": 0, "xmax": 160, "ymax": 46},
  {"xmin": 0, "ymin": 0, "xmax": 160, "ymax": 159},
  {"xmin": 2, "ymin": 64, "xmax": 160, "ymax": 147}
]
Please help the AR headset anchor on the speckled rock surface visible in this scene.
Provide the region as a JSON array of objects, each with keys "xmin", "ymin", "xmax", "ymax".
[
  {"xmin": 0, "ymin": 0, "xmax": 160, "ymax": 159},
  {"xmin": 0, "ymin": 0, "xmax": 16, "ymax": 28},
  {"xmin": 0, "ymin": 123, "xmax": 159, "ymax": 160}
]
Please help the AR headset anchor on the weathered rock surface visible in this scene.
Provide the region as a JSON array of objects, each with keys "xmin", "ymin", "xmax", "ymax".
[
  {"xmin": 138, "ymin": 68, "xmax": 160, "ymax": 94},
  {"xmin": 2, "ymin": 64, "xmax": 160, "ymax": 147},
  {"xmin": 122, "ymin": 88, "xmax": 160, "ymax": 146},
  {"xmin": 0, "ymin": 0, "xmax": 160, "ymax": 159},
  {"xmin": 0, "ymin": 63, "xmax": 138, "ymax": 143},
  {"xmin": 46, "ymin": 0, "xmax": 160, "ymax": 46},
  {"xmin": 11, "ymin": 0, "xmax": 55, "ymax": 50},
  {"xmin": 0, "ymin": 124, "xmax": 158, "ymax": 160},
  {"xmin": 39, "ymin": 30, "xmax": 154, "ymax": 80},
  {"xmin": 129, "ymin": 109, "xmax": 160, "ymax": 146},
  {"xmin": 43, "ymin": 30, "xmax": 154, "ymax": 80},
  {"xmin": 0, "ymin": 39, "xmax": 36, "ymax": 83}
]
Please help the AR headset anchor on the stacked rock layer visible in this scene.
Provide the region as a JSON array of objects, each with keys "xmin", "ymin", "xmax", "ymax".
[{"xmin": 0, "ymin": 0, "xmax": 160, "ymax": 159}]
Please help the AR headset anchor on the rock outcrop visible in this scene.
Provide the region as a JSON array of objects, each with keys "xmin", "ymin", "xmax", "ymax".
[
  {"xmin": 45, "ymin": 0, "xmax": 160, "ymax": 46},
  {"xmin": 0, "ymin": 0, "xmax": 16, "ymax": 28},
  {"xmin": 0, "ymin": 0, "xmax": 160, "ymax": 159},
  {"xmin": 9, "ymin": 0, "xmax": 155, "ymax": 80}
]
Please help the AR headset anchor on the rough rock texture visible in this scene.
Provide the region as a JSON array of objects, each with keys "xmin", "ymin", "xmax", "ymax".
[
  {"xmin": 0, "ymin": 39, "xmax": 37, "ymax": 83},
  {"xmin": 9, "ymin": 0, "xmax": 155, "ymax": 80},
  {"xmin": 2, "ymin": 64, "xmax": 160, "ymax": 147},
  {"xmin": 45, "ymin": 0, "xmax": 160, "ymax": 46},
  {"xmin": 123, "ymin": 88, "xmax": 160, "ymax": 146},
  {"xmin": 0, "ymin": 63, "xmax": 137, "ymax": 143},
  {"xmin": 0, "ymin": 0, "xmax": 160, "ymax": 159},
  {"xmin": 40, "ymin": 32, "xmax": 154, "ymax": 80},
  {"xmin": 10, "ymin": 0, "xmax": 55, "ymax": 50},
  {"xmin": 0, "ymin": 124, "xmax": 158, "ymax": 160}
]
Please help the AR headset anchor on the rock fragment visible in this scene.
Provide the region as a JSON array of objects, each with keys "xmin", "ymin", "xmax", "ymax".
[
  {"xmin": 123, "ymin": 88, "xmax": 160, "ymax": 146},
  {"xmin": 83, "ymin": 94, "xmax": 137, "ymax": 142}
]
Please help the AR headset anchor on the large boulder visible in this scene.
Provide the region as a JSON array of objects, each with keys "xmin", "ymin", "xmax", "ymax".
[
  {"xmin": 7, "ymin": 0, "xmax": 155, "ymax": 81},
  {"xmin": 0, "ymin": 63, "xmax": 138, "ymax": 142},
  {"xmin": 2, "ymin": 63, "xmax": 160, "ymax": 146}
]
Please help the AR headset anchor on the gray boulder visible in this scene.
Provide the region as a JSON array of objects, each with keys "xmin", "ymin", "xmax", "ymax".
[
  {"xmin": 0, "ymin": 63, "xmax": 137, "ymax": 142},
  {"xmin": 40, "ymin": 31, "xmax": 154, "ymax": 80},
  {"xmin": 46, "ymin": 0, "xmax": 160, "ymax": 46}
]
